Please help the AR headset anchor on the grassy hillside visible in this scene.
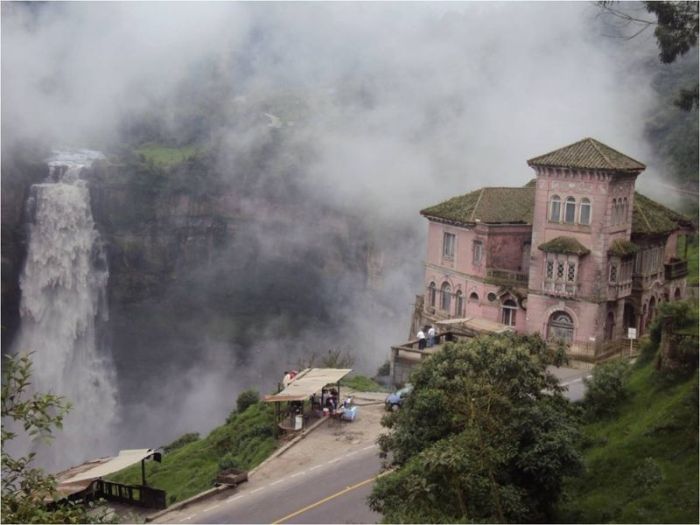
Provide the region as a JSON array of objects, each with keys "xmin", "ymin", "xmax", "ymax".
[
  {"xmin": 107, "ymin": 402, "xmax": 277, "ymax": 505},
  {"xmin": 558, "ymin": 357, "xmax": 699, "ymax": 523}
]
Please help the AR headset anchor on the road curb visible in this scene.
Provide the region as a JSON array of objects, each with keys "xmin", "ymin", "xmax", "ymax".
[{"xmin": 145, "ymin": 416, "xmax": 330, "ymax": 522}]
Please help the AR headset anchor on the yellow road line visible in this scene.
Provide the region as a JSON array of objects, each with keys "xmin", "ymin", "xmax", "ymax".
[{"xmin": 272, "ymin": 471, "xmax": 391, "ymax": 524}]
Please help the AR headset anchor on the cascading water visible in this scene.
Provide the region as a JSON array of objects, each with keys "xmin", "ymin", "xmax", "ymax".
[{"xmin": 12, "ymin": 149, "xmax": 118, "ymax": 471}]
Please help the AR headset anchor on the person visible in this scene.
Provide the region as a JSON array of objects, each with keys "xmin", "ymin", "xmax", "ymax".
[
  {"xmin": 417, "ymin": 328, "xmax": 426, "ymax": 350},
  {"xmin": 427, "ymin": 325, "xmax": 436, "ymax": 347}
]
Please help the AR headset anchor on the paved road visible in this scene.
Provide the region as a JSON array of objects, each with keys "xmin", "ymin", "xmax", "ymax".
[
  {"xmin": 168, "ymin": 367, "xmax": 590, "ymax": 524},
  {"xmin": 179, "ymin": 446, "xmax": 381, "ymax": 524}
]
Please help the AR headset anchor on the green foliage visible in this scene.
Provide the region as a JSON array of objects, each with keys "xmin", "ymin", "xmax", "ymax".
[
  {"xmin": 649, "ymin": 300, "xmax": 699, "ymax": 375},
  {"xmin": 583, "ymin": 360, "xmax": 630, "ymax": 419},
  {"xmin": 376, "ymin": 360, "xmax": 391, "ymax": 377},
  {"xmin": 108, "ymin": 402, "xmax": 276, "ymax": 504},
  {"xmin": 163, "ymin": 432, "xmax": 200, "ymax": 454},
  {"xmin": 340, "ymin": 375, "xmax": 387, "ymax": 392},
  {"xmin": 644, "ymin": 1, "xmax": 699, "ymax": 65},
  {"xmin": 557, "ymin": 360, "xmax": 698, "ymax": 523},
  {"xmin": 299, "ymin": 347, "xmax": 355, "ymax": 369},
  {"xmin": 135, "ymin": 143, "xmax": 200, "ymax": 167},
  {"xmin": 1, "ymin": 354, "xmax": 113, "ymax": 523},
  {"xmin": 370, "ymin": 334, "xmax": 582, "ymax": 523},
  {"xmin": 236, "ymin": 389, "xmax": 260, "ymax": 414}
]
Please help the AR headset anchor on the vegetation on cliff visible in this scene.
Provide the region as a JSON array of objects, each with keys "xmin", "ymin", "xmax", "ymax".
[{"xmin": 108, "ymin": 393, "xmax": 276, "ymax": 505}]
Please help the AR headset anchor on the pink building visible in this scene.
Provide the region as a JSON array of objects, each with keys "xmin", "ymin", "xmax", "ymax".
[{"xmin": 417, "ymin": 138, "xmax": 694, "ymax": 356}]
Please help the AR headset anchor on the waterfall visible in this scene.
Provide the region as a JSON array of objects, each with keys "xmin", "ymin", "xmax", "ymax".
[{"xmin": 13, "ymin": 150, "xmax": 118, "ymax": 471}]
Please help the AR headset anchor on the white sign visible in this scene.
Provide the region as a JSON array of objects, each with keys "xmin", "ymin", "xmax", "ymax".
[{"xmin": 628, "ymin": 328, "xmax": 637, "ymax": 340}]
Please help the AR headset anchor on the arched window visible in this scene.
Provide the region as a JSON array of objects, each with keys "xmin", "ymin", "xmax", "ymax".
[
  {"xmin": 440, "ymin": 282, "xmax": 451, "ymax": 312},
  {"xmin": 469, "ymin": 292, "xmax": 479, "ymax": 303},
  {"xmin": 501, "ymin": 299, "xmax": 517, "ymax": 326},
  {"xmin": 455, "ymin": 290, "xmax": 464, "ymax": 317},
  {"xmin": 622, "ymin": 197, "xmax": 628, "ymax": 222},
  {"xmin": 564, "ymin": 197, "xmax": 576, "ymax": 224},
  {"xmin": 674, "ymin": 288, "xmax": 682, "ymax": 300},
  {"xmin": 579, "ymin": 198, "xmax": 591, "ymax": 225},
  {"xmin": 612, "ymin": 198, "xmax": 618, "ymax": 224},
  {"xmin": 547, "ymin": 311, "xmax": 574, "ymax": 343},
  {"xmin": 549, "ymin": 195, "xmax": 561, "ymax": 222},
  {"xmin": 428, "ymin": 282, "xmax": 436, "ymax": 307}
]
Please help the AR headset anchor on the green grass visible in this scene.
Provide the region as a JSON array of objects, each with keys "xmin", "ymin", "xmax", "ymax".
[
  {"xmin": 107, "ymin": 402, "xmax": 277, "ymax": 505},
  {"xmin": 135, "ymin": 143, "xmax": 199, "ymax": 167},
  {"xmin": 558, "ymin": 360, "xmax": 699, "ymax": 523},
  {"xmin": 340, "ymin": 374, "xmax": 388, "ymax": 392}
]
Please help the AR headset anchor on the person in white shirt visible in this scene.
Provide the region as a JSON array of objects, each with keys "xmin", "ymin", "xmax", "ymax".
[
  {"xmin": 417, "ymin": 329, "xmax": 426, "ymax": 350},
  {"xmin": 427, "ymin": 326, "xmax": 436, "ymax": 347}
]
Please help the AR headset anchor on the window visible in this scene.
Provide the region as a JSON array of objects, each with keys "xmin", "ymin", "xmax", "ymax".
[
  {"xmin": 544, "ymin": 253, "xmax": 579, "ymax": 295},
  {"xmin": 564, "ymin": 197, "xmax": 576, "ymax": 224},
  {"xmin": 428, "ymin": 282, "xmax": 436, "ymax": 307},
  {"xmin": 443, "ymin": 232, "xmax": 455, "ymax": 258},
  {"xmin": 501, "ymin": 299, "xmax": 517, "ymax": 326},
  {"xmin": 472, "ymin": 240, "xmax": 483, "ymax": 265},
  {"xmin": 440, "ymin": 282, "xmax": 451, "ymax": 312},
  {"xmin": 579, "ymin": 198, "xmax": 591, "ymax": 225},
  {"xmin": 487, "ymin": 292, "xmax": 497, "ymax": 302},
  {"xmin": 455, "ymin": 290, "xmax": 464, "ymax": 317},
  {"xmin": 546, "ymin": 259, "xmax": 554, "ymax": 279},
  {"xmin": 611, "ymin": 198, "xmax": 618, "ymax": 224},
  {"xmin": 622, "ymin": 197, "xmax": 628, "ymax": 222},
  {"xmin": 609, "ymin": 263, "xmax": 618, "ymax": 283},
  {"xmin": 547, "ymin": 311, "xmax": 574, "ymax": 343},
  {"xmin": 549, "ymin": 195, "xmax": 561, "ymax": 222},
  {"xmin": 469, "ymin": 292, "xmax": 479, "ymax": 303}
]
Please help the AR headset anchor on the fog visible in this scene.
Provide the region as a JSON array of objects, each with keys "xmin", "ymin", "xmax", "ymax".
[{"xmin": 2, "ymin": 2, "xmax": 668, "ymax": 464}]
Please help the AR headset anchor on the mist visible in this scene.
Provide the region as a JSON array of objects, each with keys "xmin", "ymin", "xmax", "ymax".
[{"xmin": 2, "ymin": 2, "xmax": 669, "ymax": 464}]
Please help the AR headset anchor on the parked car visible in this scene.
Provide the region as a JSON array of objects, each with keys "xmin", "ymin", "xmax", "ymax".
[{"xmin": 385, "ymin": 384, "xmax": 413, "ymax": 411}]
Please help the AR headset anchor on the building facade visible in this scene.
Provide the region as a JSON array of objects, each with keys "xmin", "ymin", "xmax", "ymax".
[{"xmin": 418, "ymin": 138, "xmax": 693, "ymax": 356}]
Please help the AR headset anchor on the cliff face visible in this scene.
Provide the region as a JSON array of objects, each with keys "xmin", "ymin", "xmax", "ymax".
[{"xmin": 1, "ymin": 144, "xmax": 51, "ymax": 350}]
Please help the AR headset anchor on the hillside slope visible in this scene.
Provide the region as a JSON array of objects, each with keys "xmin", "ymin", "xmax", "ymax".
[{"xmin": 558, "ymin": 356, "xmax": 699, "ymax": 523}]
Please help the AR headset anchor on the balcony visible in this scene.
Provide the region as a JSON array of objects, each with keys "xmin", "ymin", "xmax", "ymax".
[
  {"xmin": 542, "ymin": 280, "xmax": 577, "ymax": 297},
  {"xmin": 665, "ymin": 259, "xmax": 688, "ymax": 281},
  {"xmin": 607, "ymin": 280, "xmax": 633, "ymax": 300},
  {"xmin": 486, "ymin": 268, "xmax": 529, "ymax": 287}
]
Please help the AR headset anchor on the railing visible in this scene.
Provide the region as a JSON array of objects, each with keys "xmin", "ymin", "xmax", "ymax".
[
  {"xmin": 607, "ymin": 280, "xmax": 633, "ymax": 300},
  {"xmin": 665, "ymin": 260, "xmax": 688, "ymax": 280},
  {"xmin": 632, "ymin": 271, "xmax": 664, "ymax": 290},
  {"xmin": 486, "ymin": 268, "xmax": 529, "ymax": 286},
  {"xmin": 542, "ymin": 281, "xmax": 577, "ymax": 297},
  {"xmin": 91, "ymin": 480, "xmax": 167, "ymax": 509}
]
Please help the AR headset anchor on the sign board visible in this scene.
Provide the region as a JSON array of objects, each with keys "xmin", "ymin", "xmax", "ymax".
[{"xmin": 628, "ymin": 327, "xmax": 637, "ymax": 340}]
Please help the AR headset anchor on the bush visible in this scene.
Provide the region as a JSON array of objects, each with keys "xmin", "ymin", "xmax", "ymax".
[
  {"xmin": 583, "ymin": 360, "xmax": 630, "ymax": 418},
  {"xmin": 632, "ymin": 457, "xmax": 665, "ymax": 491},
  {"xmin": 236, "ymin": 389, "xmax": 260, "ymax": 414},
  {"xmin": 163, "ymin": 432, "xmax": 200, "ymax": 453},
  {"xmin": 376, "ymin": 360, "xmax": 391, "ymax": 377}
]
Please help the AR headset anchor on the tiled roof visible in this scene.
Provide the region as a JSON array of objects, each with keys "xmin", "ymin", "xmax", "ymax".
[
  {"xmin": 527, "ymin": 138, "xmax": 646, "ymax": 172},
  {"xmin": 538, "ymin": 236, "xmax": 591, "ymax": 256},
  {"xmin": 420, "ymin": 187, "xmax": 535, "ymax": 225},
  {"xmin": 608, "ymin": 239, "xmax": 640, "ymax": 257},
  {"xmin": 632, "ymin": 192, "xmax": 693, "ymax": 237},
  {"xmin": 421, "ymin": 186, "xmax": 690, "ymax": 236}
]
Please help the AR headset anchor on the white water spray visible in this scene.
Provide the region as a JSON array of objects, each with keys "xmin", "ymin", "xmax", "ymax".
[{"xmin": 13, "ymin": 150, "xmax": 118, "ymax": 471}]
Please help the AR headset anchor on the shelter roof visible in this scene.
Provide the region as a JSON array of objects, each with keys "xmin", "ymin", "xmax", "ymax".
[
  {"xmin": 57, "ymin": 449, "xmax": 157, "ymax": 485},
  {"xmin": 538, "ymin": 236, "xmax": 591, "ymax": 256},
  {"xmin": 527, "ymin": 138, "xmax": 646, "ymax": 172},
  {"xmin": 264, "ymin": 368, "xmax": 352, "ymax": 402},
  {"xmin": 420, "ymin": 187, "xmax": 535, "ymax": 226}
]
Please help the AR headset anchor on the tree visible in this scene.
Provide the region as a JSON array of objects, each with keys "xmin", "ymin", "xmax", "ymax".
[
  {"xmin": 598, "ymin": 1, "xmax": 699, "ymax": 109},
  {"xmin": 368, "ymin": 334, "xmax": 582, "ymax": 523},
  {"xmin": 1, "ymin": 353, "xmax": 111, "ymax": 523}
]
